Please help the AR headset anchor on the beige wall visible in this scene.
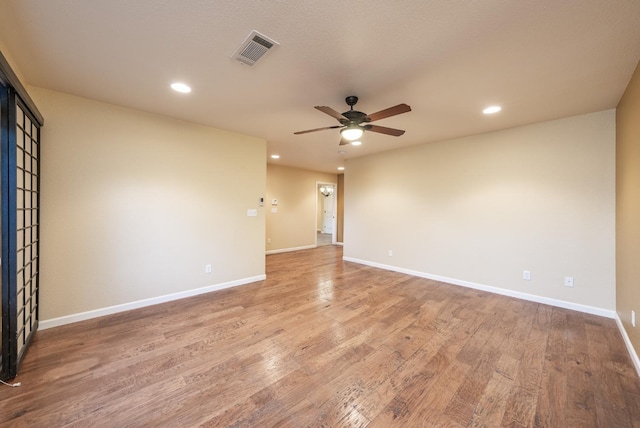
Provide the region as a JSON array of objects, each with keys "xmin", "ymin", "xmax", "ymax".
[
  {"xmin": 617, "ymin": 60, "xmax": 640, "ymax": 356},
  {"xmin": 266, "ymin": 164, "xmax": 336, "ymax": 252},
  {"xmin": 32, "ymin": 87, "xmax": 266, "ymax": 321},
  {"xmin": 345, "ymin": 110, "xmax": 616, "ymax": 311}
]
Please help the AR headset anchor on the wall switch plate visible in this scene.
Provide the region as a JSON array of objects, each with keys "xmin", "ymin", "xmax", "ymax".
[
  {"xmin": 523, "ymin": 270, "xmax": 531, "ymax": 281},
  {"xmin": 564, "ymin": 276, "xmax": 574, "ymax": 287},
  {"xmin": 388, "ymin": 250, "xmax": 393, "ymax": 257},
  {"xmin": 247, "ymin": 209, "xmax": 258, "ymax": 217},
  {"xmin": 205, "ymin": 264, "xmax": 212, "ymax": 274}
]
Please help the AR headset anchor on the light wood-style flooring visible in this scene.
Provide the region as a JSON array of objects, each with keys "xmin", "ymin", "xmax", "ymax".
[{"xmin": 1, "ymin": 246, "xmax": 639, "ymax": 426}]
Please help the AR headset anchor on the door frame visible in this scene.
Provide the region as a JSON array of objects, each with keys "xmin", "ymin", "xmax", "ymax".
[{"xmin": 315, "ymin": 181, "xmax": 337, "ymax": 246}]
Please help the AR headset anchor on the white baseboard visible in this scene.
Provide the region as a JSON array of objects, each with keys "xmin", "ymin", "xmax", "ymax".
[
  {"xmin": 266, "ymin": 245, "xmax": 316, "ymax": 255},
  {"xmin": 336, "ymin": 242, "xmax": 344, "ymax": 246},
  {"xmin": 615, "ymin": 313, "xmax": 640, "ymax": 378},
  {"xmin": 39, "ymin": 274, "xmax": 266, "ymax": 330},
  {"xmin": 342, "ymin": 256, "xmax": 615, "ymax": 319}
]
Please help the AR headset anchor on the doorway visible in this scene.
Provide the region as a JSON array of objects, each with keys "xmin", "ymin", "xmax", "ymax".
[{"xmin": 316, "ymin": 182, "xmax": 336, "ymax": 246}]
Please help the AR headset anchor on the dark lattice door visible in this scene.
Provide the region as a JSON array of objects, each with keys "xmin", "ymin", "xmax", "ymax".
[{"xmin": 1, "ymin": 90, "xmax": 41, "ymax": 380}]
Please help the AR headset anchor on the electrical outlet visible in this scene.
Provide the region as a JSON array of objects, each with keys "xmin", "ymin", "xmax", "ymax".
[
  {"xmin": 564, "ymin": 276, "xmax": 574, "ymax": 287},
  {"xmin": 388, "ymin": 250, "xmax": 393, "ymax": 257},
  {"xmin": 633, "ymin": 310, "xmax": 636, "ymax": 328},
  {"xmin": 523, "ymin": 270, "xmax": 531, "ymax": 281},
  {"xmin": 205, "ymin": 264, "xmax": 212, "ymax": 274},
  {"xmin": 267, "ymin": 238, "xmax": 271, "ymax": 244}
]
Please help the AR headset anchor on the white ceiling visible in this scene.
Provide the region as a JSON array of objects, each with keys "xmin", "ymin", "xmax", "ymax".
[{"xmin": 1, "ymin": 0, "xmax": 639, "ymax": 173}]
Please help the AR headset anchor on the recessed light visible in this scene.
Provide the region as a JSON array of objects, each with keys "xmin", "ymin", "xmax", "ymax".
[
  {"xmin": 270, "ymin": 154, "xmax": 280, "ymax": 159},
  {"xmin": 337, "ymin": 167, "xmax": 345, "ymax": 171},
  {"xmin": 170, "ymin": 82, "xmax": 192, "ymax": 93},
  {"xmin": 483, "ymin": 105, "xmax": 501, "ymax": 115},
  {"xmin": 351, "ymin": 141, "xmax": 362, "ymax": 146}
]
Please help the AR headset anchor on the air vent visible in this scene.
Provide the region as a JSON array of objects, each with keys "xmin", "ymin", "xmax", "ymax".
[{"xmin": 232, "ymin": 30, "xmax": 279, "ymax": 66}]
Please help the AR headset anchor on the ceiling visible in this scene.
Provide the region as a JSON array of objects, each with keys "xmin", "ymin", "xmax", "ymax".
[{"xmin": 1, "ymin": 1, "xmax": 639, "ymax": 174}]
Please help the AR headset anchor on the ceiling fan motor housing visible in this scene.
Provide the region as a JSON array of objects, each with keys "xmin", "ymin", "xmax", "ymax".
[
  {"xmin": 342, "ymin": 96, "xmax": 370, "ymax": 123},
  {"xmin": 341, "ymin": 110, "xmax": 368, "ymax": 123}
]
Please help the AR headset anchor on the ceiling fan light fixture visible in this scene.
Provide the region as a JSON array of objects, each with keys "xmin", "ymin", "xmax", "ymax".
[{"xmin": 341, "ymin": 126, "xmax": 364, "ymax": 141}]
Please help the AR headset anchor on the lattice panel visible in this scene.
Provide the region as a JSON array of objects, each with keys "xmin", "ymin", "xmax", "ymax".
[{"xmin": 15, "ymin": 104, "xmax": 39, "ymax": 359}]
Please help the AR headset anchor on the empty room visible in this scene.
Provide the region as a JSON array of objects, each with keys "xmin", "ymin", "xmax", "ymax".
[{"xmin": 1, "ymin": 1, "xmax": 640, "ymax": 426}]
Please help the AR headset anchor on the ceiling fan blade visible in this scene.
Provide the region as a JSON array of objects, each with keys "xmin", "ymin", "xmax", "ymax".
[
  {"xmin": 294, "ymin": 125, "xmax": 342, "ymax": 135},
  {"xmin": 339, "ymin": 137, "xmax": 350, "ymax": 146},
  {"xmin": 368, "ymin": 124, "xmax": 405, "ymax": 136},
  {"xmin": 366, "ymin": 104, "xmax": 411, "ymax": 122},
  {"xmin": 315, "ymin": 106, "xmax": 346, "ymax": 121}
]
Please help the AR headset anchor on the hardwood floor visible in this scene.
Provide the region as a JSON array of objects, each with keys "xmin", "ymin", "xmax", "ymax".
[{"xmin": 2, "ymin": 246, "xmax": 639, "ymax": 427}]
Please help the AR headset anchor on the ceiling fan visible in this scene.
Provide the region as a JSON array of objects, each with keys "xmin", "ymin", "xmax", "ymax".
[{"xmin": 294, "ymin": 96, "xmax": 411, "ymax": 145}]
